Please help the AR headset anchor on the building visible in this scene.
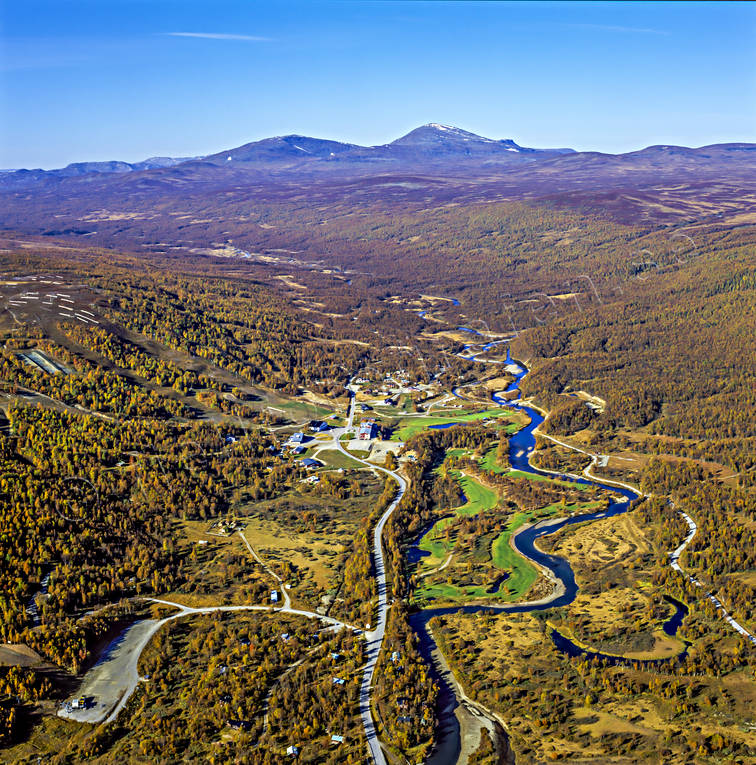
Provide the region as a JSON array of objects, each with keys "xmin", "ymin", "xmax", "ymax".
[
  {"xmin": 330, "ymin": 734, "xmax": 344, "ymax": 744},
  {"xmin": 358, "ymin": 421, "xmax": 378, "ymax": 440},
  {"xmin": 308, "ymin": 420, "xmax": 329, "ymax": 433},
  {"xmin": 286, "ymin": 745, "xmax": 299, "ymax": 756},
  {"xmin": 289, "ymin": 432, "xmax": 306, "ymax": 444},
  {"xmin": 270, "ymin": 590, "xmax": 279, "ymax": 603},
  {"xmin": 300, "ymin": 458, "xmax": 321, "ymax": 469}
]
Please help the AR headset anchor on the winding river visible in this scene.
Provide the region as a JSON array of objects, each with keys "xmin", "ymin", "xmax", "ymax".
[{"xmin": 410, "ymin": 344, "xmax": 687, "ymax": 764}]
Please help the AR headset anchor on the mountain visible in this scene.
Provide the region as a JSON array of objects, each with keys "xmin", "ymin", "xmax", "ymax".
[
  {"xmin": 0, "ymin": 126, "xmax": 754, "ymax": 247},
  {"xmin": 203, "ymin": 135, "xmax": 360, "ymax": 166},
  {"xmin": 386, "ymin": 123, "xmax": 574, "ymax": 156},
  {"xmin": 0, "ymin": 155, "xmax": 200, "ymax": 185},
  {"xmin": 196, "ymin": 124, "xmax": 575, "ymax": 174},
  {"xmin": 0, "ymin": 125, "xmax": 573, "ymax": 184}
]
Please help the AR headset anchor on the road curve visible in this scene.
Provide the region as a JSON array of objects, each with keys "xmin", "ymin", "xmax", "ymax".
[{"xmin": 59, "ymin": 599, "xmax": 353, "ymax": 726}]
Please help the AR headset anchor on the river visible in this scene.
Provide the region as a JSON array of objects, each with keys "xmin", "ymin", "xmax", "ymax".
[{"xmin": 411, "ymin": 344, "xmax": 687, "ymax": 764}]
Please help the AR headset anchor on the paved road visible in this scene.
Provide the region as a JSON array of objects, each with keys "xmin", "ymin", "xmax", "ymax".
[{"xmin": 335, "ymin": 387, "xmax": 407, "ymax": 765}]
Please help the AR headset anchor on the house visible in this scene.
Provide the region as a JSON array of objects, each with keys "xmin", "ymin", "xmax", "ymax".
[
  {"xmin": 286, "ymin": 745, "xmax": 299, "ymax": 756},
  {"xmin": 359, "ymin": 403, "xmax": 372, "ymax": 412},
  {"xmin": 225, "ymin": 435, "xmax": 237, "ymax": 444},
  {"xmin": 332, "ymin": 677, "xmax": 345, "ymax": 686},
  {"xmin": 330, "ymin": 734, "xmax": 344, "ymax": 744},
  {"xmin": 390, "ymin": 651, "xmax": 400, "ymax": 663},
  {"xmin": 308, "ymin": 420, "xmax": 329, "ymax": 433},
  {"xmin": 358, "ymin": 421, "xmax": 378, "ymax": 440},
  {"xmin": 291, "ymin": 445, "xmax": 306, "ymax": 455},
  {"xmin": 300, "ymin": 458, "xmax": 321, "ymax": 469},
  {"xmin": 289, "ymin": 432, "xmax": 306, "ymax": 443},
  {"xmin": 270, "ymin": 590, "xmax": 279, "ymax": 604}
]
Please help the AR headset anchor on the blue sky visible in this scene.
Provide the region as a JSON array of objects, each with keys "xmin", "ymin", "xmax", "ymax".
[{"xmin": 1, "ymin": 1, "xmax": 754, "ymax": 168}]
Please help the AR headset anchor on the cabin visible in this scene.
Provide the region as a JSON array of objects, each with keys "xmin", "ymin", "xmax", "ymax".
[
  {"xmin": 300, "ymin": 458, "xmax": 321, "ymax": 469},
  {"xmin": 330, "ymin": 734, "xmax": 344, "ymax": 745},
  {"xmin": 270, "ymin": 590, "xmax": 279, "ymax": 604},
  {"xmin": 308, "ymin": 420, "xmax": 329, "ymax": 433},
  {"xmin": 289, "ymin": 432, "xmax": 306, "ymax": 444},
  {"xmin": 286, "ymin": 745, "xmax": 299, "ymax": 756},
  {"xmin": 332, "ymin": 677, "xmax": 345, "ymax": 686}
]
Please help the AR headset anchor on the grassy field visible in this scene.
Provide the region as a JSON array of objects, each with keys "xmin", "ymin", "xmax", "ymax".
[
  {"xmin": 390, "ymin": 408, "xmax": 521, "ymax": 441},
  {"xmin": 417, "ymin": 473, "xmax": 499, "ymax": 563},
  {"xmin": 416, "ymin": 493, "xmax": 606, "ymax": 606},
  {"xmin": 490, "ymin": 512, "xmax": 539, "ymax": 598},
  {"xmin": 479, "ymin": 443, "xmax": 509, "ymax": 474},
  {"xmin": 314, "ymin": 448, "xmax": 367, "ymax": 469}
]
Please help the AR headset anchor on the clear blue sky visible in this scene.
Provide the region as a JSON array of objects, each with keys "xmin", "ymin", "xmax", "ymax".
[{"xmin": 1, "ymin": 0, "xmax": 754, "ymax": 168}]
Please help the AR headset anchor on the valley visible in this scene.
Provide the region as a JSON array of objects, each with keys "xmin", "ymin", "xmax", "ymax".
[{"xmin": 0, "ymin": 122, "xmax": 755, "ymax": 765}]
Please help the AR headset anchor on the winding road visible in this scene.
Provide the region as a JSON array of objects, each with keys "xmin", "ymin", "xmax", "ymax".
[
  {"xmin": 60, "ymin": 331, "xmax": 753, "ymax": 764},
  {"xmin": 59, "ymin": 597, "xmax": 354, "ymax": 725}
]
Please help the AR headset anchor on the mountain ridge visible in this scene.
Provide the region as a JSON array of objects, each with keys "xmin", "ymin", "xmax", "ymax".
[
  {"xmin": 1, "ymin": 124, "xmax": 576, "ymax": 179},
  {"xmin": 4, "ymin": 124, "xmax": 753, "ymax": 186}
]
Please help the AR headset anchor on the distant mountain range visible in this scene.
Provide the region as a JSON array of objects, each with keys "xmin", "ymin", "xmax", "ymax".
[
  {"xmin": 0, "ymin": 155, "xmax": 198, "ymax": 182},
  {"xmin": 1, "ymin": 124, "xmax": 576, "ymax": 183},
  {"xmin": 1, "ymin": 124, "xmax": 754, "ymax": 243}
]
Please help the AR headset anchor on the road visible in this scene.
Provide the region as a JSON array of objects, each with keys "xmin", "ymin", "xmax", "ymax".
[
  {"xmin": 238, "ymin": 530, "xmax": 291, "ymax": 610},
  {"xmin": 61, "ymin": 382, "xmax": 401, "ymax": 763},
  {"xmin": 59, "ymin": 598, "xmax": 353, "ymax": 725},
  {"xmin": 668, "ymin": 507, "xmax": 756, "ymax": 645},
  {"xmin": 335, "ymin": 386, "xmax": 407, "ymax": 765}
]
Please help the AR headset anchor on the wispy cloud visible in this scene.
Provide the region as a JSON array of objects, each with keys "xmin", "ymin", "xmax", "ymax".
[
  {"xmin": 163, "ymin": 32, "xmax": 272, "ymax": 42},
  {"xmin": 566, "ymin": 23, "xmax": 670, "ymax": 36}
]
